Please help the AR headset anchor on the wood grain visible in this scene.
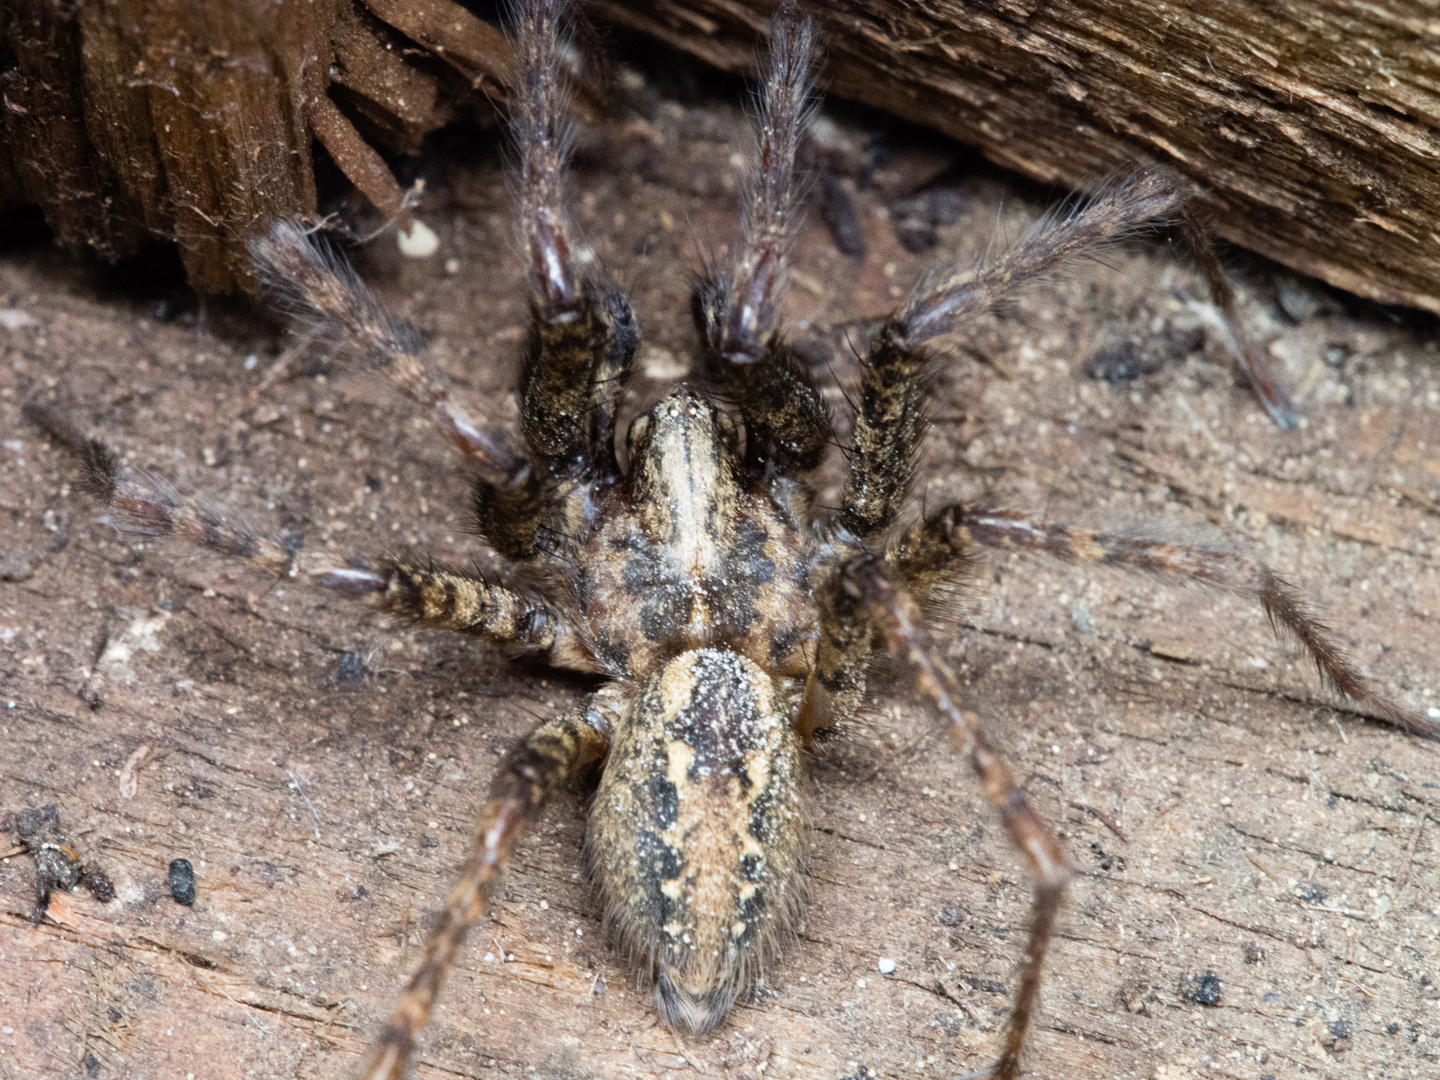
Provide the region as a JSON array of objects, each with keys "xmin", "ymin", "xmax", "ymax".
[
  {"xmin": 3, "ymin": 67, "xmax": 1439, "ymax": 1080},
  {"xmin": 599, "ymin": 0, "xmax": 1440, "ymax": 315},
  {"xmin": 0, "ymin": 0, "xmax": 506, "ymax": 294}
]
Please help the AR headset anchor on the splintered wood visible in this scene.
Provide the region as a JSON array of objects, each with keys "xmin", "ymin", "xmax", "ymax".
[{"xmin": 0, "ymin": 0, "xmax": 510, "ymax": 293}]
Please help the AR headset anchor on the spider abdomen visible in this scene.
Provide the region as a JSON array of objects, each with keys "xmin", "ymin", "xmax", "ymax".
[{"xmin": 587, "ymin": 648, "xmax": 804, "ymax": 1035}]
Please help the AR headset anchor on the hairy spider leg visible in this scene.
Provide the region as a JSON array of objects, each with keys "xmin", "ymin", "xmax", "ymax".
[
  {"xmin": 358, "ymin": 707, "xmax": 613, "ymax": 1080},
  {"xmin": 514, "ymin": 0, "xmax": 638, "ymax": 483},
  {"xmin": 841, "ymin": 170, "xmax": 1192, "ymax": 541},
  {"xmin": 830, "ymin": 556, "xmax": 1069, "ymax": 1080},
  {"xmin": 695, "ymin": 5, "xmax": 832, "ymax": 479},
  {"xmin": 248, "ymin": 222, "xmax": 546, "ymax": 559},
  {"xmin": 894, "ymin": 504, "xmax": 1434, "ymax": 737},
  {"xmin": 1179, "ymin": 211, "xmax": 1297, "ymax": 429},
  {"xmin": 23, "ymin": 404, "xmax": 581, "ymax": 659}
]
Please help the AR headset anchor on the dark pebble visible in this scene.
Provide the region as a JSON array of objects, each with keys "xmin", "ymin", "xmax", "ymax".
[
  {"xmin": 169, "ymin": 858, "xmax": 196, "ymax": 906},
  {"xmin": 337, "ymin": 650, "xmax": 366, "ymax": 684},
  {"xmin": 1184, "ymin": 969, "xmax": 1222, "ymax": 1005},
  {"xmin": 1084, "ymin": 341, "xmax": 1149, "ymax": 384}
]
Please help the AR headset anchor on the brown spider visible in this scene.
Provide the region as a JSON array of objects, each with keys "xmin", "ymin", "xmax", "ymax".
[{"xmin": 22, "ymin": 1, "xmax": 1434, "ymax": 1077}]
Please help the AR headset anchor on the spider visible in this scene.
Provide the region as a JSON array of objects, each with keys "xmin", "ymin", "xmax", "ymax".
[{"xmin": 20, "ymin": 1, "xmax": 1433, "ymax": 1077}]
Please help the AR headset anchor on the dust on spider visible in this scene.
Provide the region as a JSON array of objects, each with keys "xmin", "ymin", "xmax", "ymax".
[{"xmin": 26, "ymin": 1, "xmax": 1431, "ymax": 1077}]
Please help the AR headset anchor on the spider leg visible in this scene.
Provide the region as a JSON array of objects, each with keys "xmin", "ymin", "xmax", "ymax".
[
  {"xmin": 249, "ymin": 222, "xmax": 523, "ymax": 476},
  {"xmin": 358, "ymin": 704, "xmax": 613, "ymax": 1080},
  {"xmin": 797, "ymin": 556, "xmax": 872, "ymax": 742},
  {"xmin": 1180, "ymin": 212, "xmax": 1296, "ymax": 429},
  {"xmin": 899, "ymin": 503, "xmax": 1433, "ymax": 736},
  {"xmin": 249, "ymin": 223, "xmax": 545, "ymax": 559},
  {"xmin": 25, "ymin": 405, "xmax": 582, "ymax": 660},
  {"xmin": 827, "ymin": 555, "xmax": 1068, "ymax": 1080},
  {"xmin": 696, "ymin": 6, "xmax": 832, "ymax": 478},
  {"xmin": 514, "ymin": 0, "xmax": 638, "ymax": 478},
  {"xmin": 841, "ymin": 170, "xmax": 1190, "ymax": 541}
]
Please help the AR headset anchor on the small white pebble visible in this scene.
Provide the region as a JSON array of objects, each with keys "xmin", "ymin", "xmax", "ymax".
[
  {"xmin": 878, "ymin": 958, "xmax": 896, "ymax": 974},
  {"xmin": 1428, "ymin": 707, "xmax": 1440, "ymax": 720},
  {"xmin": 212, "ymin": 930, "xmax": 227, "ymax": 942},
  {"xmin": 2, "ymin": 1026, "xmax": 13, "ymax": 1034},
  {"xmin": 444, "ymin": 257, "xmax": 460, "ymax": 274},
  {"xmin": 243, "ymin": 354, "xmax": 258, "ymax": 370},
  {"xmin": 483, "ymin": 952, "xmax": 496, "ymax": 962},
  {"xmin": 855, "ymin": 978, "xmax": 867, "ymax": 989},
  {"xmin": 397, "ymin": 220, "xmax": 439, "ymax": 258}
]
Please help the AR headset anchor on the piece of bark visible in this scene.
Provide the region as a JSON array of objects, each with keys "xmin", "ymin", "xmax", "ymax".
[
  {"xmin": 597, "ymin": 0, "xmax": 1440, "ymax": 315},
  {"xmin": 0, "ymin": 0, "xmax": 510, "ymax": 294}
]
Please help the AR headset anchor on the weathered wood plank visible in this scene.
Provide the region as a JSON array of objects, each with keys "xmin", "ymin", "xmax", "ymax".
[
  {"xmin": 599, "ymin": 0, "xmax": 1440, "ymax": 314},
  {"xmin": 3, "ymin": 55, "xmax": 1439, "ymax": 1080}
]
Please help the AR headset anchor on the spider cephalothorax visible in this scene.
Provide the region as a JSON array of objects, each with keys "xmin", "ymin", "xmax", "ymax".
[{"xmin": 26, "ymin": 2, "xmax": 1433, "ymax": 1078}]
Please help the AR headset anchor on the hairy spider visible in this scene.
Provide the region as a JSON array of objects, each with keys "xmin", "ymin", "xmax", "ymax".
[{"xmin": 21, "ymin": 1, "xmax": 1434, "ymax": 1077}]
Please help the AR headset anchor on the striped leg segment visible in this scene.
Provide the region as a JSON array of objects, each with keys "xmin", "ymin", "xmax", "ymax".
[
  {"xmin": 514, "ymin": 0, "xmax": 637, "ymax": 479},
  {"xmin": 832, "ymin": 555, "xmax": 1068, "ymax": 1080},
  {"xmin": 696, "ymin": 6, "xmax": 831, "ymax": 477},
  {"xmin": 357, "ymin": 711, "xmax": 611, "ymax": 1080},
  {"xmin": 25, "ymin": 406, "xmax": 569, "ymax": 655},
  {"xmin": 923, "ymin": 505, "xmax": 1433, "ymax": 736},
  {"xmin": 797, "ymin": 561, "xmax": 872, "ymax": 742},
  {"xmin": 842, "ymin": 170, "xmax": 1190, "ymax": 541}
]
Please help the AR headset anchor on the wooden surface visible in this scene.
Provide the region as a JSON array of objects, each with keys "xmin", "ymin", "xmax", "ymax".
[
  {"xmin": 0, "ymin": 0, "xmax": 509, "ymax": 294},
  {"xmin": 599, "ymin": 0, "xmax": 1440, "ymax": 316},
  {"xmin": 3, "ymin": 64, "xmax": 1440, "ymax": 1080}
]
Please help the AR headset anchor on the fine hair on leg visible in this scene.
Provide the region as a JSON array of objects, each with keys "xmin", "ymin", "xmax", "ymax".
[
  {"xmin": 512, "ymin": 0, "xmax": 639, "ymax": 477},
  {"xmin": 696, "ymin": 3, "xmax": 831, "ymax": 477},
  {"xmin": 826, "ymin": 554, "xmax": 1068, "ymax": 1080},
  {"xmin": 919, "ymin": 505, "xmax": 1433, "ymax": 737},
  {"xmin": 249, "ymin": 222, "xmax": 528, "ymax": 480},
  {"xmin": 249, "ymin": 222, "xmax": 547, "ymax": 558},
  {"xmin": 840, "ymin": 170, "xmax": 1189, "ymax": 541},
  {"xmin": 357, "ymin": 711, "xmax": 610, "ymax": 1080}
]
